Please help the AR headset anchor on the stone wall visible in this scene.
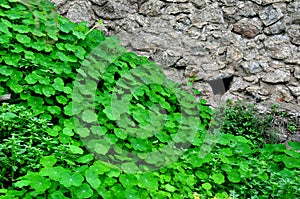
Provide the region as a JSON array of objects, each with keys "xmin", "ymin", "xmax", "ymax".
[{"xmin": 48, "ymin": 0, "xmax": 299, "ymax": 141}]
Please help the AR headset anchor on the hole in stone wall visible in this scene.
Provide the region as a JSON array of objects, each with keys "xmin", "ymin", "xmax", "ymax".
[{"xmin": 206, "ymin": 76, "xmax": 233, "ymax": 95}]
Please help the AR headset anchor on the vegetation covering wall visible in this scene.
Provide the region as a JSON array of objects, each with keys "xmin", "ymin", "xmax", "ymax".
[{"xmin": 0, "ymin": 0, "xmax": 299, "ymax": 198}]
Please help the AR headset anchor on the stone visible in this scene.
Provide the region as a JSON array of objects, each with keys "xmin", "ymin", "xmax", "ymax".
[
  {"xmin": 230, "ymin": 77, "xmax": 252, "ymax": 92},
  {"xmin": 270, "ymin": 85, "xmax": 294, "ymax": 102},
  {"xmin": 241, "ymin": 61, "xmax": 263, "ymax": 74},
  {"xmin": 264, "ymin": 35, "xmax": 293, "ymax": 60},
  {"xmin": 294, "ymin": 67, "xmax": 300, "ymax": 79},
  {"xmin": 264, "ymin": 19, "xmax": 287, "ymax": 35},
  {"xmin": 262, "ymin": 69, "xmax": 291, "ymax": 83},
  {"xmin": 139, "ymin": 0, "xmax": 165, "ymax": 16},
  {"xmin": 259, "ymin": 5, "xmax": 284, "ymax": 26},
  {"xmin": 288, "ymin": 86, "xmax": 300, "ymax": 96},
  {"xmin": 66, "ymin": 1, "xmax": 95, "ymax": 26},
  {"xmin": 232, "ymin": 18, "xmax": 262, "ymax": 38},
  {"xmin": 287, "ymin": 25, "xmax": 300, "ymax": 45},
  {"xmin": 191, "ymin": 4, "xmax": 224, "ymax": 24}
]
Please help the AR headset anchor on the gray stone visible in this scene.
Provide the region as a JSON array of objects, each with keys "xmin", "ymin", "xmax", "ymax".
[
  {"xmin": 294, "ymin": 67, "xmax": 300, "ymax": 79},
  {"xmin": 259, "ymin": 5, "xmax": 284, "ymax": 26},
  {"xmin": 262, "ymin": 69, "xmax": 291, "ymax": 83},
  {"xmin": 287, "ymin": 25, "xmax": 300, "ymax": 45},
  {"xmin": 264, "ymin": 19, "xmax": 287, "ymax": 35},
  {"xmin": 66, "ymin": 1, "xmax": 95, "ymax": 26},
  {"xmin": 288, "ymin": 86, "xmax": 300, "ymax": 96},
  {"xmin": 139, "ymin": 0, "xmax": 164, "ymax": 16},
  {"xmin": 230, "ymin": 77, "xmax": 252, "ymax": 92},
  {"xmin": 264, "ymin": 35, "xmax": 293, "ymax": 60},
  {"xmin": 241, "ymin": 61, "xmax": 263, "ymax": 74}
]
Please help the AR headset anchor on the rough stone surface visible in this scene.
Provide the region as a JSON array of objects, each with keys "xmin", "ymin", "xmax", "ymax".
[{"xmin": 48, "ymin": 0, "xmax": 300, "ymax": 141}]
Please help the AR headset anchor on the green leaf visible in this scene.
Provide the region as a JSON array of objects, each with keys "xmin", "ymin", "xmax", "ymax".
[
  {"xmin": 119, "ymin": 174, "xmax": 137, "ymax": 188},
  {"xmin": 40, "ymin": 156, "xmax": 57, "ymax": 168},
  {"xmin": 288, "ymin": 141, "xmax": 300, "ymax": 151},
  {"xmin": 282, "ymin": 156, "xmax": 300, "ymax": 168},
  {"xmin": 114, "ymin": 128, "xmax": 127, "ymax": 139},
  {"xmin": 211, "ymin": 173, "xmax": 225, "ymax": 185},
  {"xmin": 59, "ymin": 171, "xmax": 84, "ymax": 187},
  {"xmin": 28, "ymin": 96, "xmax": 44, "ymax": 107},
  {"xmin": 16, "ymin": 34, "xmax": 31, "ymax": 44},
  {"xmin": 69, "ymin": 145, "xmax": 84, "ymax": 154},
  {"xmin": 125, "ymin": 188, "xmax": 139, "ymax": 199},
  {"xmin": 0, "ymin": 66, "xmax": 13, "ymax": 76},
  {"xmin": 202, "ymin": 182, "xmax": 212, "ymax": 191},
  {"xmin": 138, "ymin": 173, "xmax": 159, "ymax": 191},
  {"xmin": 25, "ymin": 73, "xmax": 39, "ymax": 84},
  {"xmin": 29, "ymin": 174, "xmax": 51, "ymax": 192},
  {"xmin": 226, "ymin": 169, "xmax": 241, "ymax": 183},
  {"xmin": 74, "ymin": 183, "xmax": 93, "ymax": 198},
  {"xmin": 50, "ymin": 191, "xmax": 69, "ymax": 199},
  {"xmin": 64, "ymin": 102, "xmax": 73, "ymax": 116},
  {"xmin": 163, "ymin": 184, "xmax": 177, "ymax": 192},
  {"xmin": 40, "ymin": 167, "xmax": 66, "ymax": 181},
  {"xmin": 47, "ymin": 106, "xmax": 61, "ymax": 115},
  {"xmin": 82, "ymin": 110, "xmax": 98, "ymax": 123},
  {"xmin": 56, "ymin": 95, "xmax": 68, "ymax": 105},
  {"xmin": 42, "ymin": 86, "xmax": 55, "ymax": 97},
  {"xmin": 52, "ymin": 77, "xmax": 64, "ymax": 91},
  {"xmin": 85, "ymin": 167, "xmax": 101, "ymax": 189},
  {"xmin": 76, "ymin": 154, "xmax": 94, "ymax": 163}
]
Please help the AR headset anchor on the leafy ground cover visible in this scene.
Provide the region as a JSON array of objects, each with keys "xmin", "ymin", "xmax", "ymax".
[{"xmin": 0, "ymin": 0, "xmax": 299, "ymax": 198}]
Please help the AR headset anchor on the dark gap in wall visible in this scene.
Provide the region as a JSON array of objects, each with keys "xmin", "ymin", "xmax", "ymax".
[{"xmin": 206, "ymin": 76, "xmax": 233, "ymax": 95}]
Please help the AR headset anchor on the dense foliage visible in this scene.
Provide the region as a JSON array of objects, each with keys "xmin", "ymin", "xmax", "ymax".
[{"xmin": 0, "ymin": 0, "xmax": 299, "ymax": 198}]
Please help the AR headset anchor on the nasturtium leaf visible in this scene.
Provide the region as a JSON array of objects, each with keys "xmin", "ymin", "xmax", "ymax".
[
  {"xmin": 64, "ymin": 102, "xmax": 73, "ymax": 116},
  {"xmin": 73, "ymin": 31, "xmax": 85, "ymax": 39},
  {"xmin": 0, "ymin": 22, "xmax": 10, "ymax": 35},
  {"xmin": 14, "ymin": 180, "xmax": 31, "ymax": 188},
  {"xmin": 76, "ymin": 154, "xmax": 94, "ymax": 163},
  {"xmin": 63, "ymin": 85, "xmax": 72, "ymax": 94},
  {"xmin": 195, "ymin": 171, "xmax": 208, "ymax": 180},
  {"xmin": 47, "ymin": 106, "xmax": 61, "ymax": 115},
  {"xmin": 63, "ymin": 127, "xmax": 74, "ymax": 136},
  {"xmin": 121, "ymin": 162, "xmax": 139, "ymax": 174},
  {"xmin": 114, "ymin": 128, "xmax": 127, "ymax": 139},
  {"xmin": 92, "ymin": 161, "xmax": 111, "ymax": 174},
  {"xmin": 138, "ymin": 173, "xmax": 159, "ymax": 191},
  {"xmin": 91, "ymin": 139, "xmax": 110, "ymax": 155},
  {"xmin": 119, "ymin": 174, "xmax": 137, "ymax": 188},
  {"xmin": 16, "ymin": 34, "xmax": 31, "ymax": 43},
  {"xmin": 202, "ymin": 182, "xmax": 212, "ymax": 191},
  {"xmin": 10, "ymin": 70, "xmax": 23, "ymax": 82},
  {"xmin": 69, "ymin": 145, "xmax": 84, "ymax": 154},
  {"xmin": 125, "ymin": 188, "xmax": 139, "ymax": 199},
  {"xmin": 82, "ymin": 110, "xmax": 98, "ymax": 123},
  {"xmin": 13, "ymin": 24, "xmax": 31, "ymax": 33},
  {"xmin": 85, "ymin": 167, "xmax": 101, "ymax": 189},
  {"xmin": 76, "ymin": 127, "xmax": 90, "ymax": 137},
  {"xmin": 47, "ymin": 126, "xmax": 61, "ymax": 137},
  {"xmin": 50, "ymin": 191, "xmax": 69, "ymax": 199},
  {"xmin": 211, "ymin": 173, "xmax": 225, "ymax": 184},
  {"xmin": 226, "ymin": 169, "xmax": 241, "ymax": 183},
  {"xmin": 29, "ymin": 174, "xmax": 51, "ymax": 192},
  {"xmin": 91, "ymin": 126, "xmax": 106, "ymax": 136},
  {"xmin": 52, "ymin": 77, "xmax": 64, "ymax": 91},
  {"xmin": 59, "ymin": 171, "xmax": 84, "ymax": 187},
  {"xmin": 74, "ymin": 183, "xmax": 93, "ymax": 198},
  {"xmin": 0, "ymin": 66, "xmax": 13, "ymax": 76},
  {"xmin": 42, "ymin": 86, "xmax": 55, "ymax": 97},
  {"xmin": 25, "ymin": 73, "xmax": 39, "ymax": 84},
  {"xmin": 103, "ymin": 177, "xmax": 117, "ymax": 186},
  {"xmin": 56, "ymin": 95, "xmax": 68, "ymax": 105},
  {"xmin": 0, "ymin": 35, "xmax": 10, "ymax": 44},
  {"xmin": 163, "ymin": 184, "xmax": 177, "ymax": 192},
  {"xmin": 28, "ymin": 96, "xmax": 44, "ymax": 107},
  {"xmin": 7, "ymin": 80, "xmax": 23, "ymax": 93},
  {"xmin": 40, "ymin": 156, "xmax": 57, "ymax": 168}
]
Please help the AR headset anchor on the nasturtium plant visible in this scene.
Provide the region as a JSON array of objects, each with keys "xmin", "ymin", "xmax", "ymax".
[{"xmin": 0, "ymin": 0, "xmax": 299, "ymax": 198}]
